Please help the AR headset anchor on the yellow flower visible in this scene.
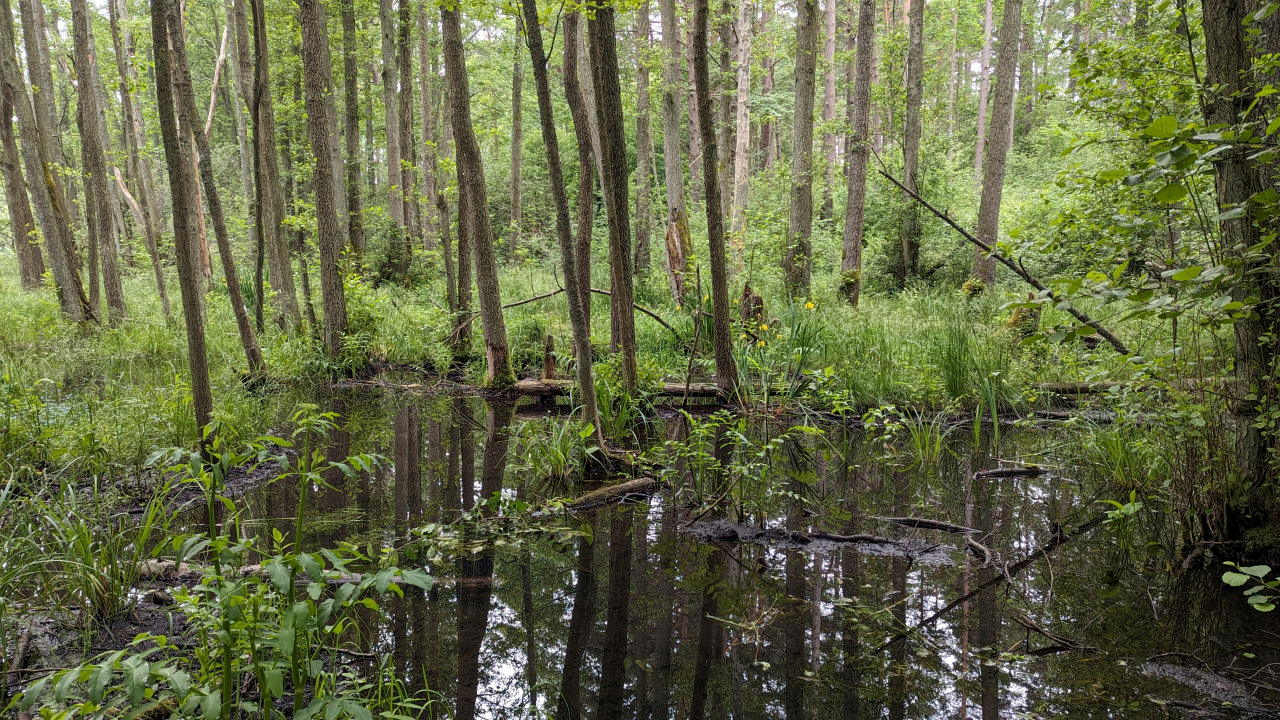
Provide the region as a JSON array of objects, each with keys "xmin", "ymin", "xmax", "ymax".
[
  {"xmin": 759, "ymin": 323, "xmax": 769, "ymax": 331},
  {"xmin": 739, "ymin": 333, "xmax": 748, "ymax": 340},
  {"xmin": 804, "ymin": 301, "xmax": 815, "ymax": 310},
  {"xmin": 756, "ymin": 339, "xmax": 765, "ymax": 347}
]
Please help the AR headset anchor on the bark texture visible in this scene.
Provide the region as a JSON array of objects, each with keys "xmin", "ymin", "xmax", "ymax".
[
  {"xmin": 783, "ymin": 0, "xmax": 819, "ymax": 298},
  {"xmin": 972, "ymin": 0, "xmax": 1024, "ymax": 286},
  {"xmin": 840, "ymin": 0, "xmax": 875, "ymax": 306}
]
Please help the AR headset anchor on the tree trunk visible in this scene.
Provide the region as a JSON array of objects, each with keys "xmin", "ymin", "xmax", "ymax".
[
  {"xmin": 0, "ymin": 82, "xmax": 42, "ymax": 290},
  {"xmin": 760, "ymin": 0, "xmax": 779, "ymax": 169},
  {"xmin": 589, "ymin": 8, "xmax": 639, "ymax": 392},
  {"xmin": 729, "ymin": 0, "xmax": 752, "ymax": 243},
  {"xmin": 597, "ymin": 507, "xmax": 633, "ymax": 718},
  {"xmin": 223, "ymin": 0, "xmax": 258, "ymax": 309},
  {"xmin": 896, "ymin": 0, "xmax": 924, "ymax": 287},
  {"xmin": 840, "ymin": 0, "xmax": 875, "ymax": 306},
  {"xmin": 519, "ymin": 0, "xmax": 601, "ymax": 434},
  {"xmin": 74, "ymin": 0, "xmax": 127, "ymax": 325},
  {"xmin": 658, "ymin": 0, "xmax": 690, "ymax": 304},
  {"xmin": 380, "ymin": 0, "xmax": 405, "ymax": 272},
  {"xmin": 417, "ymin": 3, "xmax": 438, "ymax": 254},
  {"xmin": 972, "ymin": 0, "xmax": 1024, "ymax": 286},
  {"xmin": 783, "ymin": 0, "xmax": 818, "ymax": 298},
  {"xmin": 341, "ymin": 0, "xmax": 365, "ymax": 262},
  {"xmin": 1, "ymin": 0, "xmax": 89, "ymax": 320},
  {"xmin": 442, "ymin": 5, "xmax": 513, "ymax": 386},
  {"xmin": 151, "ymin": 0, "xmax": 213, "ymax": 446},
  {"xmin": 633, "ymin": 0, "xmax": 653, "ymax": 277},
  {"xmin": 716, "ymin": 0, "xmax": 734, "ymax": 226},
  {"xmin": 974, "ymin": 0, "xmax": 995, "ymax": 176},
  {"xmin": 693, "ymin": 0, "xmax": 739, "ymax": 394},
  {"xmin": 163, "ymin": 0, "xmax": 265, "ymax": 374},
  {"xmin": 298, "ymin": 0, "xmax": 350, "ymax": 360},
  {"xmin": 556, "ymin": 524, "xmax": 597, "ymax": 720},
  {"xmin": 948, "ymin": 0, "xmax": 960, "ymax": 140},
  {"xmin": 819, "ymin": 0, "xmax": 837, "ymax": 221},
  {"xmin": 397, "ymin": 0, "xmax": 416, "ymax": 261},
  {"xmin": 510, "ymin": 36, "xmax": 523, "ymax": 251},
  {"xmin": 245, "ymin": 0, "xmax": 302, "ymax": 329},
  {"xmin": 564, "ymin": 13, "xmax": 595, "ymax": 333}
]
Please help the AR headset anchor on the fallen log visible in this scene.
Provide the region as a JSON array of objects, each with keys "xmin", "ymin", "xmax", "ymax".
[
  {"xmin": 562, "ymin": 477, "xmax": 663, "ymax": 513},
  {"xmin": 872, "ymin": 516, "xmax": 980, "ymax": 534},
  {"xmin": 974, "ymin": 467, "xmax": 1047, "ymax": 479}
]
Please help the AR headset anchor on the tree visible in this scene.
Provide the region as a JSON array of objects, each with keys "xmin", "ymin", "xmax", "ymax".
[
  {"xmin": 694, "ymin": 0, "xmax": 738, "ymax": 394},
  {"xmin": 974, "ymin": 0, "xmax": 995, "ymax": 175},
  {"xmin": 729, "ymin": 0, "xmax": 752, "ymax": 242},
  {"xmin": 588, "ymin": 6, "xmax": 639, "ymax": 392},
  {"xmin": 633, "ymin": 0, "xmax": 653, "ymax": 277},
  {"xmin": 162, "ymin": 0, "xmax": 265, "ymax": 374},
  {"xmin": 380, "ymin": 0, "xmax": 405, "ymax": 273},
  {"xmin": 563, "ymin": 13, "xmax": 594, "ymax": 331},
  {"xmin": 518, "ymin": 0, "xmax": 601, "ymax": 437},
  {"xmin": 0, "ymin": 0, "xmax": 89, "ymax": 320},
  {"xmin": 298, "ymin": 0, "xmax": 350, "ymax": 360},
  {"xmin": 819, "ymin": 0, "xmax": 837, "ymax": 221},
  {"xmin": 441, "ymin": 3, "xmax": 513, "ymax": 386},
  {"xmin": 972, "ymin": 0, "xmax": 1024, "ymax": 286},
  {"xmin": 243, "ymin": 0, "xmax": 302, "ymax": 330},
  {"xmin": 151, "ymin": 0, "xmax": 212, "ymax": 445},
  {"xmin": 341, "ymin": 0, "xmax": 365, "ymax": 262},
  {"xmin": 783, "ymin": 0, "xmax": 818, "ymax": 298},
  {"xmin": 658, "ymin": 0, "xmax": 690, "ymax": 303},
  {"xmin": 0, "ymin": 80, "xmax": 41, "ymax": 290},
  {"xmin": 510, "ymin": 31, "xmax": 524, "ymax": 251},
  {"xmin": 896, "ymin": 0, "xmax": 925, "ymax": 287},
  {"xmin": 840, "ymin": 0, "xmax": 875, "ymax": 306}
]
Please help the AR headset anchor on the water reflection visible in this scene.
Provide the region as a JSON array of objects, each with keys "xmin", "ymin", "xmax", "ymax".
[{"xmin": 232, "ymin": 391, "xmax": 1280, "ymax": 719}]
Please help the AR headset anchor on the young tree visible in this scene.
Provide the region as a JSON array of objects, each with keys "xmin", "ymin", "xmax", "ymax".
[
  {"xmin": 243, "ymin": 0, "xmax": 302, "ymax": 330},
  {"xmin": 518, "ymin": 0, "xmax": 601, "ymax": 434},
  {"xmin": 840, "ymin": 0, "xmax": 875, "ymax": 306},
  {"xmin": 972, "ymin": 0, "xmax": 1024, "ymax": 286},
  {"xmin": 658, "ymin": 0, "xmax": 690, "ymax": 302},
  {"xmin": 633, "ymin": 0, "xmax": 653, "ymax": 277},
  {"xmin": 380, "ymin": 0, "xmax": 405, "ymax": 256},
  {"xmin": 729, "ymin": 0, "xmax": 752, "ymax": 242},
  {"xmin": 974, "ymin": 0, "xmax": 995, "ymax": 175},
  {"xmin": 563, "ymin": 13, "xmax": 594, "ymax": 330},
  {"xmin": 694, "ymin": 0, "xmax": 738, "ymax": 394},
  {"xmin": 162, "ymin": 0, "xmax": 265, "ymax": 374},
  {"xmin": 341, "ymin": 0, "xmax": 365, "ymax": 262},
  {"xmin": 72, "ymin": 0, "xmax": 126, "ymax": 325},
  {"xmin": 441, "ymin": 3, "xmax": 513, "ymax": 386},
  {"xmin": 783, "ymin": 0, "xmax": 818, "ymax": 298},
  {"xmin": 510, "ymin": 32, "xmax": 523, "ymax": 251},
  {"xmin": 896, "ymin": 0, "xmax": 925, "ymax": 286},
  {"xmin": 0, "ymin": 83, "xmax": 41, "ymax": 290},
  {"xmin": 819, "ymin": 0, "xmax": 837, "ymax": 220},
  {"xmin": 151, "ymin": 0, "xmax": 212, "ymax": 443},
  {"xmin": 397, "ymin": 0, "xmax": 416, "ymax": 255},
  {"xmin": 588, "ymin": 7, "xmax": 639, "ymax": 392},
  {"xmin": 298, "ymin": 0, "xmax": 350, "ymax": 360}
]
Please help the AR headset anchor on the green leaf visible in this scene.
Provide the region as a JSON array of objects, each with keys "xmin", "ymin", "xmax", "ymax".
[
  {"xmin": 1240, "ymin": 564, "xmax": 1271, "ymax": 578},
  {"xmin": 1155, "ymin": 183, "xmax": 1188, "ymax": 204},
  {"xmin": 1223, "ymin": 571, "xmax": 1251, "ymax": 586},
  {"xmin": 277, "ymin": 625, "xmax": 295, "ymax": 656},
  {"xmin": 1168, "ymin": 266, "xmax": 1204, "ymax": 282},
  {"xmin": 265, "ymin": 668, "xmax": 284, "ymax": 698},
  {"xmin": 1146, "ymin": 115, "xmax": 1179, "ymax": 138},
  {"xmin": 201, "ymin": 691, "xmax": 222, "ymax": 720}
]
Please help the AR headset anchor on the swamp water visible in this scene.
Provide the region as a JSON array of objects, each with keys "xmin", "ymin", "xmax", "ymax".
[{"xmin": 206, "ymin": 389, "xmax": 1279, "ymax": 719}]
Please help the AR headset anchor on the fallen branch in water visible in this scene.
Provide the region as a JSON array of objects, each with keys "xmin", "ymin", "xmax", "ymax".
[
  {"xmin": 877, "ymin": 513, "xmax": 1108, "ymax": 652},
  {"xmin": 872, "ymin": 516, "xmax": 980, "ymax": 534},
  {"xmin": 877, "ymin": 168, "xmax": 1130, "ymax": 355},
  {"xmin": 974, "ymin": 467, "xmax": 1047, "ymax": 479}
]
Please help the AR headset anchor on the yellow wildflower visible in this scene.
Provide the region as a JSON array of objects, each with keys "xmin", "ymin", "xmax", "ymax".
[
  {"xmin": 759, "ymin": 323, "xmax": 769, "ymax": 331},
  {"xmin": 804, "ymin": 301, "xmax": 815, "ymax": 310},
  {"xmin": 756, "ymin": 339, "xmax": 765, "ymax": 347}
]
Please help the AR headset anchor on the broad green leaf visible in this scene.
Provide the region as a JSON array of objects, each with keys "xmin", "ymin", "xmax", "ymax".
[
  {"xmin": 1146, "ymin": 115, "xmax": 1178, "ymax": 138},
  {"xmin": 1223, "ymin": 571, "xmax": 1251, "ymax": 586},
  {"xmin": 1155, "ymin": 183, "xmax": 1187, "ymax": 204}
]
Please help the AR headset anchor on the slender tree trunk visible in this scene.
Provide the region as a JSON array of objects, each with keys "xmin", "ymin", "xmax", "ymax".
[
  {"xmin": 589, "ymin": 8, "xmax": 639, "ymax": 392},
  {"xmin": 556, "ymin": 523, "xmax": 597, "ymax": 720},
  {"xmin": 633, "ymin": 0, "xmax": 653, "ymax": 277},
  {"xmin": 151, "ymin": 0, "xmax": 212, "ymax": 446},
  {"xmin": 716, "ymin": 0, "xmax": 734, "ymax": 225},
  {"xmin": 510, "ymin": 35, "xmax": 523, "ymax": 250},
  {"xmin": 658, "ymin": 0, "xmax": 691, "ymax": 304},
  {"xmin": 442, "ymin": 4, "xmax": 512, "ymax": 386},
  {"xmin": 819, "ymin": 0, "xmax": 837, "ymax": 221},
  {"xmin": 597, "ymin": 507, "xmax": 633, "ymax": 717},
  {"xmin": 564, "ymin": 13, "xmax": 594, "ymax": 333},
  {"xmin": 896, "ymin": 0, "xmax": 924, "ymax": 287},
  {"xmin": 417, "ymin": 3, "xmax": 438, "ymax": 253},
  {"xmin": 397, "ymin": 0, "xmax": 416, "ymax": 261},
  {"xmin": 1, "ymin": 82, "xmax": 41, "ymax": 290},
  {"xmin": 694, "ymin": 0, "xmax": 738, "ymax": 394},
  {"xmin": 783, "ymin": 0, "xmax": 819, "ymax": 298},
  {"xmin": 760, "ymin": 0, "xmax": 779, "ymax": 169},
  {"xmin": 974, "ymin": 0, "xmax": 995, "ymax": 176},
  {"xmin": 381, "ymin": 0, "xmax": 405, "ymax": 271},
  {"xmin": 223, "ymin": 0, "xmax": 257, "ymax": 303},
  {"xmin": 972, "ymin": 0, "xmax": 1024, "ymax": 286},
  {"xmin": 245, "ymin": 0, "xmax": 301, "ymax": 329},
  {"xmin": 341, "ymin": 0, "xmax": 365, "ymax": 262},
  {"xmin": 729, "ymin": 0, "xmax": 752, "ymax": 242},
  {"xmin": 519, "ymin": 0, "xmax": 601, "ymax": 434},
  {"xmin": 840, "ymin": 0, "xmax": 875, "ymax": 306},
  {"xmin": 1, "ymin": 0, "xmax": 89, "ymax": 320},
  {"xmin": 164, "ymin": 0, "xmax": 265, "ymax": 374},
  {"xmin": 299, "ymin": 0, "xmax": 350, "ymax": 359}
]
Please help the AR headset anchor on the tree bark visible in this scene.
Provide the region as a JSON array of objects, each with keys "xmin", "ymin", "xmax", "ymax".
[
  {"xmin": 151, "ymin": 0, "xmax": 213, "ymax": 446},
  {"xmin": 597, "ymin": 507, "xmax": 633, "ymax": 718},
  {"xmin": 163, "ymin": 0, "xmax": 265, "ymax": 374},
  {"xmin": 341, "ymin": 0, "xmax": 365, "ymax": 262},
  {"xmin": 417, "ymin": 3, "xmax": 438, "ymax": 254},
  {"xmin": 380, "ymin": 0, "xmax": 405, "ymax": 264},
  {"xmin": 974, "ymin": 0, "xmax": 995, "ymax": 176},
  {"xmin": 658, "ymin": 0, "xmax": 690, "ymax": 304},
  {"xmin": 693, "ymin": 0, "xmax": 738, "ymax": 394},
  {"xmin": 299, "ymin": 0, "xmax": 350, "ymax": 360},
  {"xmin": 563, "ymin": 13, "xmax": 594, "ymax": 332},
  {"xmin": 840, "ymin": 0, "xmax": 875, "ymax": 306},
  {"xmin": 442, "ymin": 4, "xmax": 513, "ymax": 386},
  {"xmin": 0, "ymin": 81, "xmax": 42, "ymax": 290},
  {"xmin": 783, "ymin": 0, "xmax": 818, "ymax": 298},
  {"xmin": 519, "ymin": 0, "xmax": 601, "ymax": 434},
  {"xmin": 245, "ymin": 0, "xmax": 302, "ymax": 329},
  {"xmin": 972, "ymin": 0, "xmax": 1024, "ymax": 286},
  {"xmin": 633, "ymin": 0, "xmax": 653, "ymax": 277},
  {"xmin": 588, "ymin": 8, "xmax": 639, "ymax": 392},
  {"xmin": 396, "ymin": 0, "xmax": 416, "ymax": 260},
  {"xmin": 896, "ymin": 0, "xmax": 924, "ymax": 287},
  {"xmin": 819, "ymin": 0, "xmax": 837, "ymax": 221},
  {"xmin": 510, "ymin": 34, "xmax": 523, "ymax": 250}
]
